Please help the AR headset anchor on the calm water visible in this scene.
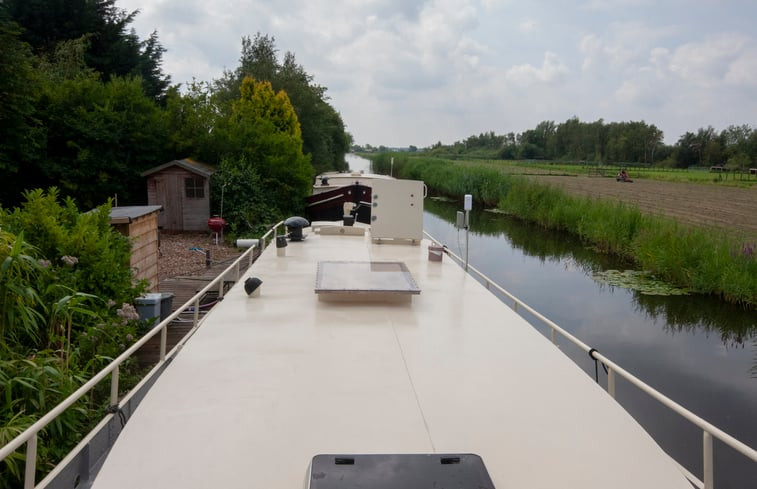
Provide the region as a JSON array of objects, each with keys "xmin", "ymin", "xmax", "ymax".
[{"xmin": 347, "ymin": 154, "xmax": 757, "ymax": 488}]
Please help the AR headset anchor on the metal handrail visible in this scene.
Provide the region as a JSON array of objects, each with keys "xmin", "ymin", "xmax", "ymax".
[
  {"xmin": 4, "ymin": 222, "xmax": 753, "ymax": 489},
  {"xmin": 425, "ymin": 232, "xmax": 757, "ymax": 489},
  {"xmin": 0, "ymin": 221, "xmax": 285, "ymax": 489}
]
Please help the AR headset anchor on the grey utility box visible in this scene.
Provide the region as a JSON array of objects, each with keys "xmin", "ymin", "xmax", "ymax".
[{"xmin": 135, "ymin": 292, "xmax": 174, "ymax": 325}]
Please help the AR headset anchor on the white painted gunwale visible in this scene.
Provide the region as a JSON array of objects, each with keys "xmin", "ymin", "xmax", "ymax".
[{"xmin": 91, "ymin": 224, "xmax": 691, "ymax": 489}]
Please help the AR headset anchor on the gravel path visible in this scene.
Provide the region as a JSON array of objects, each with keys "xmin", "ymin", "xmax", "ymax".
[{"xmin": 158, "ymin": 232, "xmax": 243, "ymax": 281}]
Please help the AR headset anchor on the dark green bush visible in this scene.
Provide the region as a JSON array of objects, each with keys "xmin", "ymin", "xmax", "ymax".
[{"xmin": 0, "ymin": 189, "xmax": 148, "ymax": 487}]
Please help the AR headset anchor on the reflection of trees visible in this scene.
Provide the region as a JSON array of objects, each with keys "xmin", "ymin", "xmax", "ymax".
[
  {"xmin": 425, "ymin": 196, "xmax": 757, "ymax": 350},
  {"xmin": 634, "ymin": 294, "xmax": 757, "ymax": 346},
  {"xmin": 426, "ymin": 196, "xmax": 626, "ymax": 272}
]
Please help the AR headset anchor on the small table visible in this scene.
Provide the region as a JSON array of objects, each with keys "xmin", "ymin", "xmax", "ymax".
[{"xmin": 315, "ymin": 261, "xmax": 420, "ymax": 302}]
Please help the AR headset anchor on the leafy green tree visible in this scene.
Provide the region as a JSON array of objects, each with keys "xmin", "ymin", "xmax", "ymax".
[
  {"xmin": 673, "ymin": 132, "xmax": 700, "ymax": 168},
  {"xmin": 0, "ymin": 17, "xmax": 44, "ymax": 204},
  {"xmin": 214, "ymin": 77, "xmax": 312, "ymax": 222},
  {"xmin": 210, "ymin": 156, "xmax": 280, "ymax": 236},
  {"xmin": 215, "ymin": 34, "xmax": 350, "ymax": 172},
  {"xmin": 36, "ymin": 75, "xmax": 169, "ymax": 207},
  {"xmin": 136, "ymin": 30, "xmax": 171, "ymax": 101},
  {"xmin": 2, "ymin": 0, "xmax": 170, "ymax": 100},
  {"xmin": 2, "ymin": 189, "xmax": 140, "ymax": 305},
  {"xmin": 164, "ymin": 81, "xmax": 226, "ymax": 163}
]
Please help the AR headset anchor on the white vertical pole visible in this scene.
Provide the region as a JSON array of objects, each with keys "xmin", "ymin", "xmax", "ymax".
[
  {"xmin": 24, "ymin": 434, "xmax": 37, "ymax": 489},
  {"xmin": 703, "ymin": 431, "xmax": 714, "ymax": 489},
  {"xmin": 159, "ymin": 325, "xmax": 167, "ymax": 362},
  {"xmin": 463, "ymin": 194, "xmax": 472, "ymax": 272},
  {"xmin": 465, "ymin": 209, "xmax": 470, "ymax": 271},
  {"xmin": 608, "ymin": 368, "xmax": 616, "ymax": 398},
  {"xmin": 193, "ymin": 298, "xmax": 200, "ymax": 328},
  {"xmin": 110, "ymin": 365, "xmax": 119, "ymax": 406}
]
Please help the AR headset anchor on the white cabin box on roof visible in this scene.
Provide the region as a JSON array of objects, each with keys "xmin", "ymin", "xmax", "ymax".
[{"xmin": 141, "ymin": 158, "xmax": 215, "ymax": 231}]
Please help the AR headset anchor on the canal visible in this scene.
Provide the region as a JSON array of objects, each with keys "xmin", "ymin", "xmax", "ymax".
[{"xmin": 348, "ymin": 154, "xmax": 757, "ymax": 488}]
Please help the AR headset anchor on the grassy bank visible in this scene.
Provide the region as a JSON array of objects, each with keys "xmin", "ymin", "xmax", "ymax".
[{"xmin": 369, "ymin": 154, "xmax": 757, "ymax": 307}]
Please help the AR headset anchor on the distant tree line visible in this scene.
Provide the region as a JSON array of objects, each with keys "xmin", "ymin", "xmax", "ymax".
[
  {"xmin": 424, "ymin": 118, "xmax": 757, "ymax": 168},
  {"xmin": 0, "ymin": 1, "xmax": 350, "ymax": 220}
]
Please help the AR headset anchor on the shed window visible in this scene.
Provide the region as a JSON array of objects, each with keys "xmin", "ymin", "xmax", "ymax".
[{"xmin": 185, "ymin": 177, "xmax": 204, "ymax": 199}]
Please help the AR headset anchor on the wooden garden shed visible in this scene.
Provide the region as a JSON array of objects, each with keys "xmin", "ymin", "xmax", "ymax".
[
  {"xmin": 141, "ymin": 158, "xmax": 216, "ymax": 232},
  {"xmin": 110, "ymin": 205, "xmax": 162, "ymax": 291}
]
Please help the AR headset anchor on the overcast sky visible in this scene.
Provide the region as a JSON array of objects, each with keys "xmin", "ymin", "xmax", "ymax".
[{"xmin": 118, "ymin": 0, "xmax": 757, "ymax": 148}]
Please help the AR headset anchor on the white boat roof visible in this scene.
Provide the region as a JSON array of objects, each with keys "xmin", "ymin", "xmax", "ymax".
[{"xmin": 91, "ymin": 221, "xmax": 691, "ymax": 488}]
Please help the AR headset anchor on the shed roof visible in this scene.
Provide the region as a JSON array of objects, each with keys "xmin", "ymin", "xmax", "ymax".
[
  {"xmin": 140, "ymin": 158, "xmax": 216, "ymax": 178},
  {"xmin": 109, "ymin": 205, "xmax": 163, "ymax": 225}
]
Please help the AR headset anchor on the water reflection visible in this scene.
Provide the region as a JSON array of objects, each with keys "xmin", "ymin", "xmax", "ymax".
[
  {"xmin": 425, "ymin": 196, "xmax": 757, "ymax": 347},
  {"xmin": 423, "ymin": 195, "xmax": 757, "ymax": 488},
  {"xmin": 635, "ymin": 294, "xmax": 757, "ymax": 347}
]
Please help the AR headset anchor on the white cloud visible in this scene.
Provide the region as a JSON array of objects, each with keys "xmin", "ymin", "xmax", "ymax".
[
  {"xmin": 725, "ymin": 51, "xmax": 757, "ymax": 86},
  {"xmin": 116, "ymin": 0, "xmax": 757, "ymax": 147},
  {"xmin": 669, "ymin": 34, "xmax": 752, "ymax": 87},
  {"xmin": 519, "ymin": 20, "xmax": 537, "ymax": 33},
  {"xmin": 506, "ymin": 52, "xmax": 569, "ymax": 86},
  {"xmin": 581, "ymin": 0, "xmax": 652, "ymax": 11}
]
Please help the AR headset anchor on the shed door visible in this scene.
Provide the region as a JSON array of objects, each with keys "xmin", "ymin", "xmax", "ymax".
[{"xmin": 156, "ymin": 177, "xmax": 182, "ymax": 230}]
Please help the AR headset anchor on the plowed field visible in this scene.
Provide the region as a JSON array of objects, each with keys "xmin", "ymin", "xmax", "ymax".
[{"xmin": 532, "ymin": 175, "xmax": 757, "ymax": 239}]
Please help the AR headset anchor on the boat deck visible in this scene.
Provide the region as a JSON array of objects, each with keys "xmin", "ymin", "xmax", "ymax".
[{"xmin": 91, "ymin": 224, "xmax": 691, "ymax": 488}]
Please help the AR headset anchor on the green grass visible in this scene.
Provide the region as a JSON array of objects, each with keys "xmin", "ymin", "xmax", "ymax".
[
  {"xmin": 479, "ymin": 160, "xmax": 757, "ymax": 187},
  {"xmin": 367, "ymin": 153, "xmax": 757, "ymax": 307}
]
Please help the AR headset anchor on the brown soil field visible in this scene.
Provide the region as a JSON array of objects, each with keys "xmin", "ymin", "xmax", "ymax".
[{"xmin": 530, "ymin": 175, "xmax": 757, "ymax": 240}]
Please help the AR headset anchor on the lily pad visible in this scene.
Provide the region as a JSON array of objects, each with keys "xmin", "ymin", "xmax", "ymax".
[{"xmin": 592, "ymin": 269, "xmax": 690, "ymax": 296}]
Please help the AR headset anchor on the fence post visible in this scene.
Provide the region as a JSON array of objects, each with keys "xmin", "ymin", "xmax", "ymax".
[
  {"xmin": 159, "ymin": 324, "xmax": 167, "ymax": 362},
  {"xmin": 24, "ymin": 433, "xmax": 37, "ymax": 489},
  {"xmin": 608, "ymin": 368, "xmax": 616, "ymax": 399},
  {"xmin": 110, "ymin": 365, "xmax": 119, "ymax": 406},
  {"xmin": 703, "ymin": 431, "xmax": 714, "ymax": 489}
]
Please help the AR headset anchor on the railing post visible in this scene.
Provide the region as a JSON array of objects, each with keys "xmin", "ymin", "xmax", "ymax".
[
  {"xmin": 193, "ymin": 298, "xmax": 200, "ymax": 328},
  {"xmin": 512, "ymin": 301, "xmax": 518, "ymax": 313},
  {"xmin": 235, "ymin": 261, "xmax": 240, "ymax": 282},
  {"xmin": 218, "ymin": 272, "xmax": 225, "ymax": 299},
  {"xmin": 159, "ymin": 324, "xmax": 167, "ymax": 362},
  {"xmin": 24, "ymin": 433, "xmax": 37, "ymax": 489},
  {"xmin": 110, "ymin": 365, "xmax": 119, "ymax": 406},
  {"xmin": 550, "ymin": 327, "xmax": 557, "ymax": 345},
  {"xmin": 703, "ymin": 431, "xmax": 714, "ymax": 489},
  {"xmin": 607, "ymin": 367, "xmax": 616, "ymax": 399}
]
